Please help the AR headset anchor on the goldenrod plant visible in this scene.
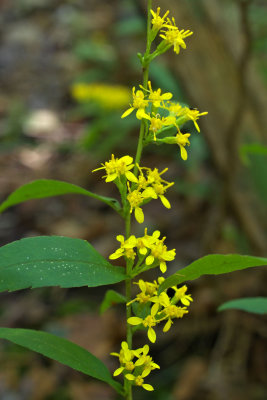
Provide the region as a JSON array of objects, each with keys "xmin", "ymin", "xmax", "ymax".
[{"xmin": 0, "ymin": 2, "xmax": 266, "ymax": 399}]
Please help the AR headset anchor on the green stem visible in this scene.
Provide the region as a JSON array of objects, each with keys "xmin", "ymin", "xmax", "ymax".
[{"xmin": 124, "ymin": 2, "xmax": 152, "ymax": 399}]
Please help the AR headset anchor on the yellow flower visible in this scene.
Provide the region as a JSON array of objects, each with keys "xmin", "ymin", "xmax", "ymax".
[
  {"xmin": 141, "ymin": 112, "xmax": 175, "ymax": 140},
  {"xmin": 147, "ymin": 81, "xmax": 172, "ymax": 108},
  {"xmin": 125, "ymin": 370, "xmax": 154, "ymax": 391},
  {"xmin": 111, "ymin": 342, "xmax": 148, "ymax": 377},
  {"xmin": 172, "ymin": 285, "xmax": 193, "ymax": 306},
  {"xmin": 134, "ymin": 344, "xmax": 160, "ymax": 373},
  {"xmin": 141, "ymin": 167, "xmax": 174, "ymax": 208},
  {"xmin": 112, "ymin": 343, "xmax": 158, "ymax": 391},
  {"xmin": 92, "ymin": 154, "xmax": 138, "ymax": 183},
  {"xmin": 127, "ymin": 278, "xmax": 159, "ymax": 305},
  {"xmin": 136, "ymin": 229, "xmax": 160, "ymax": 255},
  {"xmin": 160, "ymin": 19, "xmax": 193, "ymax": 54},
  {"xmin": 150, "ymin": 7, "xmax": 170, "ymax": 31},
  {"xmin": 121, "ymin": 87, "xmax": 148, "ymax": 119},
  {"xmin": 145, "ymin": 237, "xmax": 176, "ymax": 273},
  {"xmin": 182, "ymin": 107, "xmax": 208, "ymax": 132},
  {"xmin": 150, "ymin": 292, "xmax": 188, "ymax": 332},
  {"xmin": 109, "ymin": 234, "xmax": 137, "ymax": 261},
  {"xmin": 128, "ymin": 303, "xmax": 159, "ymax": 343},
  {"xmin": 175, "ymin": 132, "xmax": 191, "ymax": 160},
  {"xmin": 167, "ymin": 101, "xmax": 184, "ymax": 116},
  {"xmin": 127, "ymin": 185, "xmax": 145, "ymax": 224}
]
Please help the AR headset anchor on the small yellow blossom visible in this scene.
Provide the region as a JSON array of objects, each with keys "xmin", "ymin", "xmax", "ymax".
[
  {"xmin": 128, "ymin": 303, "xmax": 159, "ymax": 343},
  {"xmin": 145, "ymin": 237, "xmax": 176, "ymax": 273},
  {"xmin": 146, "ymin": 81, "xmax": 173, "ymax": 108},
  {"xmin": 125, "ymin": 369, "xmax": 154, "ymax": 391},
  {"xmin": 127, "ymin": 185, "xmax": 145, "ymax": 224},
  {"xmin": 121, "ymin": 87, "xmax": 148, "ymax": 119},
  {"xmin": 136, "ymin": 229, "xmax": 160, "ymax": 255},
  {"xmin": 109, "ymin": 235, "xmax": 137, "ymax": 261},
  {"xmin": 175, "ymin": 132, "xmax": 191, "ymax": 160},
  {"xmin": 150, "ymin": 7, "xmax": 170, "ymax": 31},
  {"xmin": 150, "ymin": 292, "xmax": 188, "ymax": 332},
  {"xmin": 167, "ymin": 101, "xmax": 184, "ymax": 116},
  {"xmin": 141, "ymin": 112, "xmax": 175, "ymax": 140},
  {"xmin": 112, "ymin": 343, "xmax": 158, "ymax": 391},
  {"xmin": 127, "ymin": 278, "xmax": 159, "ymax": 305},
  {"xmin": 160, "ymin": 18, "xmax": 193, "ymax": 54},
  {"xmin": 141, "ymin": 167, "xmax": 174, "ymax": 208},
  {"xmin": 92, "ymin": 154, "xmax": 137, "ymax": 183},
  {"xmin": 134, "ymin": 344, "xmax": 160, "ymax": 373},
  {"xmin": 182, "ymin": 107, "xmax": 208, "ymax": 132},
  {"xmin": 172, "ymin": 285, "xmax": 193, "ymax": 306}
]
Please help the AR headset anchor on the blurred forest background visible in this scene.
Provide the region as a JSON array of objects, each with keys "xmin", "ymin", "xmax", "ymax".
[{"xmin": 0, "ymin": 0, "xmax": 266, "ymax": 399}]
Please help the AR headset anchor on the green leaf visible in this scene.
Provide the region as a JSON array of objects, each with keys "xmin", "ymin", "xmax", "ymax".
[
  {"xmin": 159, "ymin": 254, "xmax": 267, "ymax": 292},
  {"xmin": 100, "ymin": 289, "xmax": 126, "ymax": 314},
  {"xmin": 218, "ymin": 297, "xmax": 267, "ymax": 315},
  {"xmin": 0, "ymin": 179, "xmax": 121, "ymax": 214},
  {"xmin": 0, "ymin": 236, "xmax": 126, "ymax": 292},
  {"xmin": 0, "ymin": 327, "xmax": 123, "ymax": 394}
]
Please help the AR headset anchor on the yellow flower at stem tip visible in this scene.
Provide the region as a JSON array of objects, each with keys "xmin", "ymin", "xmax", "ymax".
[
  {"xmin": 92, "ymin": 154, "xmax": 138, "ymax": 183},
  {"xmin": 160, "ymin": 18, "xmax": 193, "ymax": 54},
  {"xmin": 150, "ymin": 7, "xmax": 170, "ymax": 31}
]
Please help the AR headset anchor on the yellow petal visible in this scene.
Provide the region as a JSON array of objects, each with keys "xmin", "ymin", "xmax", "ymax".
[
  {"xmin": 125, "ymin": 374, "xmax": 135, "ymax": 381},
  {"xmin": 159, "ymin": 195, "xmax": 171, "ymax": 209},
  {"xmin": 159, "ymin": 262, "xmax": 167, "ymax": 273},
  {"xmin": 125, "ymin": 171, "xmax": 138, "ymax": 183},
  {"xmin": 151, "ymin": 302, "xmax": 159, "ymax": 316},
  {"xmin": 145, "ymin": 255, "xmax": 154, "ymax": 265},
  {"xmin": 180, "ymin": 145, "xmax": 188, "ymax": 161},
  {"xmin": 148, "ymin": 327, "xmax": 156, "ymax": 343},
  {"xmin": 114, "ymin": 367, "xmax": 124, "ymax": 376},
  {"xmin": 121, "ymin": 107, "xmax": 134, "ymax": 118},
  {"xmin": 135, "ymin": 207, "xmax": 144, "ymax": 223},
  {"xmin": 142, "ymin": 384, "xmax": 154, "ymax": 391},
  {"xmin": 163, "ymin": 319, "xmax": 172, "ymax": 332},
  {"xmin": 120, "ymin": 155, "xmax": 133, "ymax": 164},
  {"xmin": 142, "ymin": 187, "xmax": 157, "ymax": 199},
  {"xmin": 136, "ymin": 108, "xmax": 147, "ymax": 120},
  {"xmin": 105, "ymin": 173, "xmax": 118, "ymax": 182},
  {"xmin": 127, "ymin": 317, "xmax": 143, "ymax": 325}
]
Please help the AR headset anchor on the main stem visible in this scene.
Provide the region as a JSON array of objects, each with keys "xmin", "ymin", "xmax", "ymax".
[{"xmin": 124, "ymin": 1, "xmax": 152, "ymax": 399}]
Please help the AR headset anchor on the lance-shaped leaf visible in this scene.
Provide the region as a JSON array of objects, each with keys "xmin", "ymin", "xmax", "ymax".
[
  {"xmin": 159, "ymin": 254, "xmax": 267, "ymax": 293},
  {"xmin": 0, "ymin": 179, "xmax": 121, "ymax": 214},
  {"xmin": 0, "ymin": 236, "xmax": 126, "ymax": 292},
  {"xmin": 0, "ymin": 327, "xmax": 123, "ymax": 394},
  {"xmin": 218, "ymin": 297, "xmax": 267, "ymax": 315},
  {"xmin": 100, "ymin": 289, "xmax": 126, "ymax": 314}
]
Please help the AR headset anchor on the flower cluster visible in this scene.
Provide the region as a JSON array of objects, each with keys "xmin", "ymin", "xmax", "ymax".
[
  {"xmin": 121, "ymin": 80, "xmax": 207, "ymax": 161},
  {"xmin": 127, "ymin": 279, "xmax": 193, "ymax": 342},
  {"xmin": 111, "ymin": 342, "xmax": 159, "ymax": 391},
  {"xmin": 109, "ymin": 229, "xmax": 175, "ymax": 274},
  {"xmin": 93, "ymin": 155, "xmax": 174, "ymax": 223}
]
